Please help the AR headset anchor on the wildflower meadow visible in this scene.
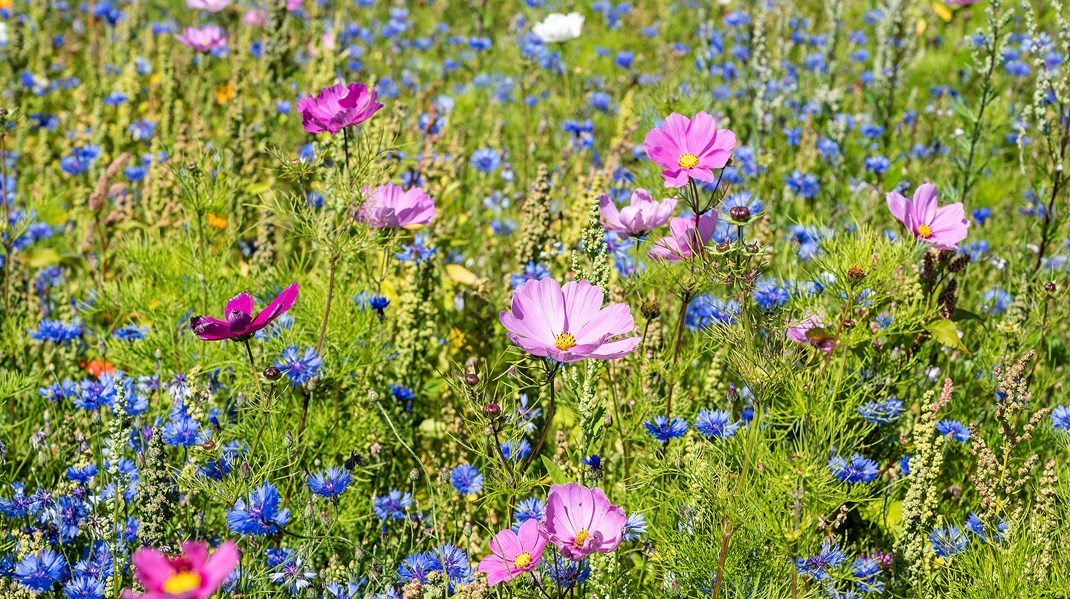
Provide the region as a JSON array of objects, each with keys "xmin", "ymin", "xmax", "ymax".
[{"xmin": 2, "ymin": 0, "xmax": 1070, "ymax": 597}]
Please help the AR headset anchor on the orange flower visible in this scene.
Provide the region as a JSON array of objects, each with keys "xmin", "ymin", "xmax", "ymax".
[
  {"xmin": 82, "ymin": 359, "xmax": 116, "ymax": 377},
  {"xmin": 215, "ymin": 82, "xmax": 236, "ymax": 104},
  {"xmin": 207, "ymin": 213, "xmax": 228, "ymax": 230}
]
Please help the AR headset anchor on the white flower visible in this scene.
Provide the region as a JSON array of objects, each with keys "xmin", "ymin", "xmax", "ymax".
[
  {"xmin": 0, "ymin": 23, "xmax": 7, "ymax": 47},
  {"xmin": 532, "ymin": 12, "xmax": 584, "ymax": 43}
]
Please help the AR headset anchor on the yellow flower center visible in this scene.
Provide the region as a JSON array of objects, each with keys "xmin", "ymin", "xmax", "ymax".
[
  {"xmin": 574, "ymin": 529, "xmax": 590, "ymax": 547},
  {"xmin": 554, "ymin": 332, "xmax": 576, "ymax": 351},
  {"xmin": 678, "ymin": 153, "xmax": 699, "ymax": 169},
  {"xmin": 513, "ymin": 552, "xmax": 532, "ymax": 569},
  {"xmin": 917, "ymin": 224, "xmax": 933, "ymax": 239},
  {"xmin": 162, "ymin": 571, "xmax": 202, "ymax": 596}
]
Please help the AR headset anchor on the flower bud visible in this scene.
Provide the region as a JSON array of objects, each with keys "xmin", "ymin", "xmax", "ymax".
[
  {"xmin": 202, "ymin": 440, "xmax": 216, "ymax": 450},
  {"xmin": 263, "ymin": 366, "xmax": 281, "ymax": 380},
  {"xmin": 847, "ymin": 265, "xmax": 866, "ymax": 283},
  {"xmin": 715, "ymin": 241, "xmax": 731, "ymax": 252},
  {"xmin": 1044, "ymin": 281, "xmax": 1056, "ymax": 293},
  {"xmin": 464, "ymin": 373, "xmax": 480, "ymax": 386},
  {"xmin": 641, "ymin": 298, "xmax": 661, "ymax": 320},
  {"xmin": 409, "ymin": 468, "xmax": 421, "ymax": 482},
  {"xmin": 729, "ymin": 206, "xmax": 751, "ymax": 222},
  {"xmin": 483, "ymin": 403, "xmax": 501, "ymax": 417},
  {"xmin": 842, "ymin": 319, "xmax": 856, "ymax": 329}
]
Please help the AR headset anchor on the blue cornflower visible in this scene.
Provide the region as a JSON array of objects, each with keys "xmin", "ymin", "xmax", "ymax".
[
  {"xmin": 684, "ymin": 295, "xmax": 740, "ymax": 330},
  {"xmin": 39, "ymin": 379, "xmax": 78, "ymax": 402},
  {"xmin": 162, "ymin": 414, "xmax": 207, "ymax": 447},
  {"xmin": 226, "ymin": 483, "xmax": 290, "ymax": 535},
  {"xmin": 644, "ymin": 416, "xmax": 688, "ymax": 444},
  {"xmin": 75, "ymin": 375, "xmax": 119, "ymax": 411},
  {"xmin": 935, "ymin": 419, "xmax": 971, "ymax": 442},
  {"xmin": 65, "ymin": 576, "xmax": 105, "ymax": 599},
  {"xmin": 395, "ymin": 233, "xmax": 437, "ymax": 263},
  {"xmin": 373, "ymin": 490, "xmax": 412, "ymax": 521},
  {"xmin": 795, "ymin": 541, "xmax": 847, "ymax": 581},
  {"xmin": 623, "ymin": 513, "xmax": 648, "ymax": 540},
  {"xmin": 511, "ymin": 261, "xmax": 551, "ymax": 288},
  {"xmin": 470, "ymin": 148, "xmax": 501, "ymax": 173},
  {"xmin": 694, "ymin": 409, "xmax": 741, "ymax": 439},
  {"xmin": 864, "ymin": 155, "xmax": 891, "ymax": 175},
  {"xmin": 104, "ymin": 92, "xmax": 128, "ymax": 106},
  {"xmin": 857, "ymin": 397, "xmax": 904, "ymax": 425},
  {"xmin": 500, "ymin": 440, "xmax": 531, "ymax": 462},
  {"xmin": 398, "ymin": 552, "xmax": 435, "ymax": 584},
  {"xmin": 112, "ymin": 324, "xmax": 148, "ymax": 341},
  {"xmin": 972, "ymin": 207, "xmax": 992, "ymax": 224},
  {"xmin": 268, "ymin": 554, "xmax": 316, "ymax": 595},
  {"xmin": 389, "ymin": 384, "xmax": 415, "ymax": 414},
  {"xmin": 720, "ymin": 191, "xmax": 764, "ymax": 219},
  {"xmin": 450, "ymin": 464, "xmax": 483, "ymax": 495},
  {"xmin": 514, "ymin": 497, "xmax": 545, "ymax": 529},
  {"xmin": 981, "ymin": 288, "xmax": 1013, "ymax": 315},
  {"xmin": 899, "ymin": 455, "xmax": 912, "ymax": 476},
  {"xmin": 275, "ymin": 346, "xmax": 322, "ymax": 387},
  {"xmin": 66, "ymin": 464, "xmax": 98, "ymax": 484},
  {"xmin": 29, "ymin": 319, "xmax": 84, "ymax": 343},
  {"xmin": 1052, "ymin": 405, "xmax": 1070, "ymax": 432},
  {"xmin": 324, "ymin": 581, "xmax": 364, "ymax": 599},
  {"xmin": 786, "ymin": 170, "xmax": 820, "ymax": 198},
  {"xmin": 964, "ymin": 511, "xmax": 1006, "ymax": 542},
  {"xmin": 0, "ymin": 482, "xmax": 34, "ymax": 517},
  {"xmin": 428, "ymin": 544, "xmax": 470, "ymax": 583},
  {"xmin": 852, "ymin": 557, "xmax": 884, "ymax": 593},
  {"xmin": 752, "ymin": 277, "xmax": 792, "ymax": 310},
  {"xmin": 828, "ymin": 454, "xmax": 880, "ymax": 483},
  {"xmin": 544, "ymin": 554, "xmax": 590, "ymax": 585},
  {"xmin": 930, "ymin": 526, "xmax": 968, "ymax": 557},
  {"xmin": 308, "ymin": 466, "xmax": 352, "ymax": 499},
  {"xmin": 16, "ymin": 550, "xmax": 67, "ymax": 592}
]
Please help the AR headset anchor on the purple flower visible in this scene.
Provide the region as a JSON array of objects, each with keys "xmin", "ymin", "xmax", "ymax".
[
  {"xmin": 189, "ymin": 282, "xmax": 299, "ymax": 341},
  {"xmin": 174, "ymin": 25, "xmax": 227, "ymax": 53},
  {"xmin": 297, "ymin": 82, "xmax": 383, "ymax": 135},
  {"xmin": 887, "ymin": 183, "xmax": 970, "ymax": 250},
  {"xmin": 598, "ymin": 189, "xmax": 677, "ymax": 238}
]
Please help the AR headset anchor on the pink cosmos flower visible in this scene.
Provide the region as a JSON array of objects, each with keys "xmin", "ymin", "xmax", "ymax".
[
  {"xmin": 297, "ymin": 82, "xmax": 383, "ymax": 135},
  {"xmin": 642, "ymin": 112, "xmax": 737, "ymax": 188},
  {"xmin": 357, "ymin": 183, "xmax": 436, "ymax": 228},
  {"xmin": 186, "ymin": 0, "xmax": 231, "ymax": 11},
  {"xmin": 286, "ymin": 0, "xmax": 304, "ymax": 10},
  {"xmin": 786, "ymin": 314, "xmax": 835, "ymax": 352},
  {"xmin": 174, "ymin": 25, "xmax": 227, "ymax": 53},
  {"xmin": 887, "ymin": 184, "xmax": 969, "ymax": 251},
  {"xmin": 598, "ymin": 189, "xmax": 677, "ymax": 238},
  {"xmin": 476, "ymin": 519, "xmax": 548, "ymax": 586},
  {"xmin": 499, "ymin": 278, "xmax": 640, "ymax": 363},
  {"xmin": 242, "ymin": 8, "xmax": 267, "ymax": 26},
  {"xmin": 125, "ymin": 541, "xmax": 239, "ymax": 599},
  {"xmin": 648, "ymin": 214, "xmax": 718, "ymax": 262},
  {"xmin": 190, "ymin": 282, "xmax": 299, "ymax": 341},
  {"xmin": 545, "ymin": 483, "xmax": 627, "ymax": 561}
]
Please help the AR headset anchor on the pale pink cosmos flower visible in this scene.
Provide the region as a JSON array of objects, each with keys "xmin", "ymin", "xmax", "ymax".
[
  {"xmin": 886, "ymin": 183, "xmax": 969, "ymax": 250},
  {"xmin": 477, "ymin": 519, "xmax": 548, "ymax": 586},
  {"xmin": 174, "ymin": 25, "xmax": 227, "ymax": 53},
  {"xmin": 499, "ymin": 278, "xmax": 639, "ymax": 363},
  {"xmin": 642, "ymin": 112, "xmax": 736, "ymax": 188},
  {"xmin": 286, "ymin": 0, "xmax": 304, "ymax": 10},
  {"xmin": 545, "ymin": 483, "xmax": 627, "ymax": 561},
  {"xmin": 598, "ymin": 189, "xmax": 677, "ymax": 238},
  {"xmin": 124, "ymin": 541, "xmax": 239, "ymax": 599},
  {"xmin": 190, "ymin": 283, "xmax": 299, "ymax": 341},
  {"xmin": 648, "ymin": 214, "xmax": 718, "ymax": 262},
  {"xmin": 242, "ymin": 8, "xmax": 267, "ymax": 26},
  {"xmin": 186, "ymin": 0, "xmax": 231, "ymax": 11},
  {"xmin": 357, "ymin": 183, "xmax": 436, "ymax": 229},
  {"xmin": 297, "ymin": 82, "xmax": 383, "ymax": 135},
  {"xmin": 786, "ymin": 314, "xmax": 835, "ymax": 352}
]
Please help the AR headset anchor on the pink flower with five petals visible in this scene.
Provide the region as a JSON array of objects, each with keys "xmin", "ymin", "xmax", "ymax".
[
  {"xmin": 544, "ymin": 483, "xmax": 627, "ymax": 561},
  {"xmin": 886, "ymin": 183, "xmax": 969, "ymax": 250},
  {"xmin": 642, "ymin": 112, "xmax": 736, "ymax": 188},
  {"xmin": 125, "ymin": 541, "xmax": 239, "ymax": 599},
  {"xmin": 189, "ymin": 282, "xmax": 299, "ymax": 341}
]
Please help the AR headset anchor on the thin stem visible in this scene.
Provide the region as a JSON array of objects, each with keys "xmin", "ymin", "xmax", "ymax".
[
  {"xmin": 342, "ymin": 127, "xmax": 351, "ymax": 179},
  {"xmin": 519, "ymin": 363, "xmax": 559, "ymax": 476},
  {"xmin": 316, "ymin": 253, "xmax": 340, "ymax": 356},
  {"xmin": 664, "ymin": 290, "xmax": 693, "ymax": 422},
  {"xmin": 243, "ymin": 339, "xmax": 270, "ymax": 456}
]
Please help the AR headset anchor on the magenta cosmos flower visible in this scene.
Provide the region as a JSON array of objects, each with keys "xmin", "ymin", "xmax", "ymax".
[
  {"xmin": 357, "ymin": 183, "xmax": 436, "ymax": 228},
  {"xmin": 187, "ymin": 0, "xmax": 231, "ymax": 11},
  {"xmin": 190, "ymin": 282, "xmax": 299, "ymax": 341},
  {"xmin": 476, "ymin": 519, "xmax": 548, "ymax": 586},
  {"xmin": 297, "ymin": 82, "xmax": 383, "ymax": 135},
  {"xmin": 545, "ymin": 483, "xmax": 627, "ymax": 561},
  {"xmin": 886, "ymin": 184, "xmax": 969, "ymax": 251},
  {"xmin": 174, "ymin": 25, "xmax": 227, "ymax": 53},
  {"xmin": 643, "ymin": 112, "xmax": 737, "ymax": 188},
  {"xmin": 648, "ymin": 214, "xmax": 718, "ymax": 262},
  {"xmin": 599, "ymin": 189, "xmax": 677, "ymax": 238},
  {"xmin": 125, "ymin": 541, "xmax": 239, "ymax": 599},
  {"xmin": 499, "ymin": 278, "xmax": 640, "ymax": 363},
  {"xmin": 787, "ymin": 314, "xmax": 835, "ymax": 353}
]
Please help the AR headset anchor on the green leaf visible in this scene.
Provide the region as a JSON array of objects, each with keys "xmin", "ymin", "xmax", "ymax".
[
  {"xmin": 926, "ymin": 318, "xmax": 970, "ymax": 354},
  {"xmin": 541, "ymin": 455, "xmax": 569, "ymax": 485},
  {"xmin": 950, "ymin": 308, "xmax": 982, "ymax": 323}
]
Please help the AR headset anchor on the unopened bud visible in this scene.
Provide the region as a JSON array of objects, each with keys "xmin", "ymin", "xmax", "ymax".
[
  {"xmin": 263, "ymin": 366, "xmax": 281, "ymax": 380},
  {"xmin": 464, "ymin": 373, "xmax": 480, "ymax": 386},
  {"xmin": 847, "ymin": 265, "xmax": 866, "ymax": 283},
  {"xmin": 483, "ymin": 403, "xmax": 501, "ymax": 417},
  {"xmin": 409, "ymin": 468, "xmax": 421, "ymax": 482},
  {"xmin": 729, "ymin": 206, "xmax": 751, "ymax": 222}
]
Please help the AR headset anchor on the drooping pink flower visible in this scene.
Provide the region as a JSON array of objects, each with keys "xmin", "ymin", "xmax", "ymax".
[
  {"xmin": 642, "ymin": 112, "xmax": 736, "ymax": 188},
  {"xmin": 125, "ymin": 541, "xmax": 239, "ymax": 599},
  {"xmin": 186, "ymin": 0, "xmax": 231, "ymax": 11},
  {"xmin": 544, "ymin": 483, "xmax": 627, "ymax": 561},
  {"xmin": 476, "ymin": 519, "xmax": 548, "ymax": 586},
  {"xmin": 297, "ymin": 82, "xmax": 383, "ymax": 135},
  {"xmin": 357, "ymin": 183, "xmax": 436, "ymax": 228},
  {"xmin": 499, "ymin": 278, "xmax": 640, "ymax": 363},
  {"xmin": 786, "ymin": 314, "xmax": 835, "ymax": 352},
  {"xmin": 886, "ymin": 183, "xmax": 969, "ymax": 251},
  {"xmin": 598, "ymin": 189, "xmax": 677, "ymax": 238},
  {"xmin": 174, "ymin": 25, "xmax": 227, "ymax": 53},
  {"xmin": 190, "ymin": 282, "xmax": 299, "ymax": 341},
  {"xmin": 648, "ymin": 214, "xmax": 718, "ymax": 262}
]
